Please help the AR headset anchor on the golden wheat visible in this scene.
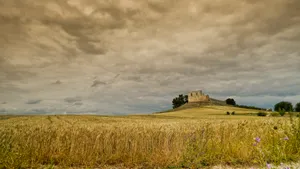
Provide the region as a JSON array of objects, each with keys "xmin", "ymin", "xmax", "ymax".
[{"xmin": 0, "ymin": 107, "xmax": 299, "ymax": 168}]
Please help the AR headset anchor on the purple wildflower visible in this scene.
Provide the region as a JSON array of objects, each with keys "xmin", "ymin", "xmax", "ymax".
[
  {"xmin": 266, "ymin": 163, "xmax": 271, "ymax": 169},
  {"xmin": 255, "ymin": 137, "xmax": 261, "ymax": 143},
  {"xmin": 284, "ymin": 136, "xmax": 289, "ymax": 141},
  {"xmin": 285, "ymin": 167, "xmax": 290, "ymax": 169}
]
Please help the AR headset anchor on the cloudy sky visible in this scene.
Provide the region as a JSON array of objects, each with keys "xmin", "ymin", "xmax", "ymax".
[{"xmin": 1, "ymin": 0, "xmax": 300, "ymax": 115}]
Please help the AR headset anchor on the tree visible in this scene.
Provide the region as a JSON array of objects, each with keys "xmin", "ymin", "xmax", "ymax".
[
  {"xmin": 274, "ymin": 101, "xmax": 293, "ymax": 112},
  {"xmin": 184, "ymin": 95, "xmax": 188, "ymax": 104},
  {"xmin": 226, "ymin": 98, "xmax": 236, "ymax": 106},
  {"xmin": 172, "ymin": 94, "xmax": 188, "ymax": 109},
  {"xmin": 295, "ymin": 102, "xmax": 300, "ymax": 112}
]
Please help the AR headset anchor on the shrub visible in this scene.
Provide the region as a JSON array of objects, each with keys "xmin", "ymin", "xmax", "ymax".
[
  {"xmin": 270, "ymin": 112, "xmax": 280, "ymax": 117},
  {"xmin": 231, "ymin": 111, "xmax": 235, "ymax": 115},
  {"xmin": 278, "ymin": 108, "xmax": 286, "ymax": 117},
  {"xmin": 226, "ymin": 112, "xmax": 230, "ymax": 115},
  {"xmin": 257, "ymin": 112, "xmax": 267, "ymax": 116},
  {"xmin": 288, "ymin": 112, "xmax": 298, "ymax": 117}
]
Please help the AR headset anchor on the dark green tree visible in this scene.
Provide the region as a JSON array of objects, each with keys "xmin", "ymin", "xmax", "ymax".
[
  {"xmin": 172, "ymin": 94, "xmax": 188, "ymax": 109},
  {"xmin": 226, "ymin": 98, "xmax": 236, "ymax": 106},
  {"xmin": 274, "ymin": 101, "xmax": 293, "ymax": 112},
  {"xmin": 184, "ymin": 95, "xmax": 188, "ymax": 103},
  {"xmin": 295, "ymin": 102, "xmax": 300, "ymax": 112}
]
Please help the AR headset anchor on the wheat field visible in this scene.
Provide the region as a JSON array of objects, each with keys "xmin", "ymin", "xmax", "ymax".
[{"xmin": 0, "ymin": 106, "xmax": 300, "ymax": 169}]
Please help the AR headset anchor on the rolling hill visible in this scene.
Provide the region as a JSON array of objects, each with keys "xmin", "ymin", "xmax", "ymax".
[{"xmin": 154, "ymin": 98, "xmax": 269, "ymax": 119}]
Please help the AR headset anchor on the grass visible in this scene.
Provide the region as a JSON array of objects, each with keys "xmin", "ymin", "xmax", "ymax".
[
  {"xmin": 156, "ymin": 105, "xmax": 266, "ymax": 119},
  {"xmin": 0, "ymin": 106, "xmax": 299, "ymax": 168}
]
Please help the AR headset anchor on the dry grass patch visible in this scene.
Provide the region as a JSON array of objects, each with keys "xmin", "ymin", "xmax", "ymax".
[{"xmin": 0, "ymin": 112, "xmax": 299, "ymax": 168}]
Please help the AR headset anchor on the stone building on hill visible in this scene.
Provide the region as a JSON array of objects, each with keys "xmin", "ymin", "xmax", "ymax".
[{"xmin": 188, "ymin": 90, "xmax": 210, "ymax": 103}]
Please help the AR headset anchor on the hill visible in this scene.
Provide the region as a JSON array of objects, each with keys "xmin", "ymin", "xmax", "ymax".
[
  {"xmin": 155, "ymin": 105, "xmax": 267, "ymax": 118},
  {"xmin": 178, "ymin": 98, "xmax": 227, "ymax": 109},
  {"xmin": 154, "ymin": 98, "xmax": 269, "ymax": 119},
  {"xmin": 155, "ymin": 97, "xmax": 227, "ymax": 114}
]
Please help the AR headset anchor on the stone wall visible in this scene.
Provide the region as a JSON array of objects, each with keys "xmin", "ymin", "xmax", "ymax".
[{"xmin": 188, "ymin": 90, "xmax": 210, "ymax": 103}]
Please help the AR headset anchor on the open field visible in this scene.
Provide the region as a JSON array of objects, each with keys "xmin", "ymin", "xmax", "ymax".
[{"xmin": 1, "ymin": 106, "xmax": 300, "ymax": 169}]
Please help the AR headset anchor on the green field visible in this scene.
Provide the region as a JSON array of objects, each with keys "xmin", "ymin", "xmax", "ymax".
[{"xmin": 1, "ymin": 106, "xmax": 300, "ymax": 169}]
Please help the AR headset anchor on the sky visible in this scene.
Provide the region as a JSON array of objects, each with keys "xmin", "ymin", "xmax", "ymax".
[{"xmin": 0, "ymin": 0, "xmax": 300, "ymax": 115}]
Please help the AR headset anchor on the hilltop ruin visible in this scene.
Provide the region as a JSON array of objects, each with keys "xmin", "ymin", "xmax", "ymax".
[{"xmin": 188, "ymin": 90, "xmax": 210, "ymax": 103}]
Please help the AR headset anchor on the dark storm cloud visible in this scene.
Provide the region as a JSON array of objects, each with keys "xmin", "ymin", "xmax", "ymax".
[
  {"xmin": 52, "ymin": 80, "xmax": 62, "ymax": 85},
  {"xmin": 0, "ymin": 0, "xmax": 300, "ymax": 114},
  {"xmin": 73, "ymin": 102, "xmax": 83, "ymax": 106},
  {"xmin": 91, "ymin": 80, "xmax": 107, "ymax": 87},
  {"xmin": 64, "ymin": 97, "xmax": 82, "ymax": 103},
  {"xmin": 26, "ymin": 99, "xmax": 42, "ymax": 104}
]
